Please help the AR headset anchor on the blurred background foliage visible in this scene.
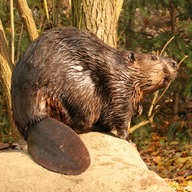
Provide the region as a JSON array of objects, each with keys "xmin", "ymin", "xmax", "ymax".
[{"xmin": 0, "ymin": 0, "xmax": 192, "ymax": 145}]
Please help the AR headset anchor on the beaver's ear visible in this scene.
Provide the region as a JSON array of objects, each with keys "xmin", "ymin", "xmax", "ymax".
[{"xmin": 128, "ymin": 52, "xmax": 135, "ymax": 63}]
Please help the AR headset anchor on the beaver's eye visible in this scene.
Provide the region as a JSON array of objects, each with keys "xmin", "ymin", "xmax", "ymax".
[
  {"xmin": 151, "ymin": 56, "xmax": 158, "ymax": 60},
  {"xmin": 171, "ymin": 62, "xmax": 177, "ymax": 67},
  {"xmin": 128, "ymin": 52, "xmax": 135, "ymax": 62}
]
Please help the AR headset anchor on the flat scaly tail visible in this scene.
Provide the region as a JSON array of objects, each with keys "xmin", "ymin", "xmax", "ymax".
[{"xmin": 27, "ymin": 118, "xmax": 91, "ymax": 175}]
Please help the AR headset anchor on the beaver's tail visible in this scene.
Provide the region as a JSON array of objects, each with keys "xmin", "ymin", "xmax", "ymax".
[{"xmin": 27, "ymin": 118, "xmax": 91, "ymax": 175}]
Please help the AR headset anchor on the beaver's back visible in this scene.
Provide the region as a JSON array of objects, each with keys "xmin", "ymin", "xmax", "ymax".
[{"xmin": 11, "ymin": 27, "xmax": 121, "ymax": 137}]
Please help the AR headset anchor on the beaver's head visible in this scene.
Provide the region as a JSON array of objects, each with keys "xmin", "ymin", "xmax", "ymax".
[{"xmin": 127, "ymin": 52, "xmax": 178, "ymax": 95}]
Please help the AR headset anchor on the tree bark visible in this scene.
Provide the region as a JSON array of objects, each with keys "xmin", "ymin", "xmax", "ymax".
[
  {"xmin": 71, "ymin": 0, "xmax": 124, "ymax": 48},
  {"xmin": 170, "ymin": 1, "xmax": 178, "ymax": 124},
  {"xmin": 15, "ymin": 0, "xmax": 39, "ymax": 42},
  {"xmin": 0, "ymin": 19, "xmax": 22, "ymax": 141}
]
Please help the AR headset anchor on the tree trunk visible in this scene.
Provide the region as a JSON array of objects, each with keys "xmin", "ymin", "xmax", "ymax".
[
  {"xmin": 71, "ymin": 0, "xmax": 124, "ymax": 48},
  {"xmin": 170, "ymin": 1, "xmax": 178, "ymax": 124},
  {"xmin": 0, "ymin": 19, "xmax": 22, "ymax": 141},
  {"xmin": 15, "ymin": 0, "xmax": 39, "ymax": 42}
]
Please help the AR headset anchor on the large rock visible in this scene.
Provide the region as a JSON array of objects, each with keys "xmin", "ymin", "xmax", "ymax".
[{"xmin": 0, "ymin": 132, "xmax": 174, "ymax": 192}]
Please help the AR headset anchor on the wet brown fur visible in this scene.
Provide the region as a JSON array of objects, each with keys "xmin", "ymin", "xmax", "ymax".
[{"xmin": 11, "ymin": 26, "xmax": 177, "ymax": 141}]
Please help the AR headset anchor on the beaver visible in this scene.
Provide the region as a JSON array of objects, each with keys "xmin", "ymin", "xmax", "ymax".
[{"xmin": 11, "ymin": 26, "xmax": 177, "ymax": 175}]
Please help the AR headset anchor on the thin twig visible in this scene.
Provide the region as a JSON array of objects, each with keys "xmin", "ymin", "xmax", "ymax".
[
  {"xmin": 154, "ymin": 82, "xmax": 172, "ymax": 105},
  {"xmin": 148, "ymin": 90, "xmax": 159, "ymax": 117},
  {"xmin": 123, "ymin": 0, "xmax": 131, "ymax": 6},
  {"xmin": 154, "ymin": 55, "xmax": 188, "ymax": 105},
  {"xmin": 10, "ymin": 0, "xmax": 14, "ymax": 64},
  {"xmin": 160, "ymin": 36, "xmax": 175, "ymax": 56},
  {"xmin": 44, "ymin": 0, "xmax": 50, "ymax": 25},
  {"xmin": 147, "ymin": 36, "xmax": 175, "ymax": 119},
  {"xmin": 177, "ymin": 55, "xmax": 188, "ymax": 68},
  {"xmin": 129, "ymin": 119, "xmax": 151, "ymax": 134},
  {"xmin": 152, "ymin": 99, "xmax": 173, "ymax": 117},
  {"xmin": 128, "ymin": 37, "xmax": 185, "ymax": 133},
  {"xmin": 129, "ymin": 99, "xmax": 173, "ymax": 133},
  {"xmin": 16, "ymin": 24, "xmax": 23, "ymax": 63},
  {"xmin": 127, "ymin": 122, "xmax": 131, "ymax": 134}
]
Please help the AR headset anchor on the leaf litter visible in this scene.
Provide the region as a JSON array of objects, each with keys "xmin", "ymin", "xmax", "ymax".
[{"xmin": 138, "ymin": 132, "xmax": 192, "ymax": 192}]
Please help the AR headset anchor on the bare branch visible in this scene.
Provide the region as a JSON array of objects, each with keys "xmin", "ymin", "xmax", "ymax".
[{"xmin": 15, "ymin": 0, "xmax": 39, "ymax": 42}]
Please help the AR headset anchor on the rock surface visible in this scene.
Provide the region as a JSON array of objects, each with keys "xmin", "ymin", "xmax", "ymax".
[{"xmin": 0, "ymin": 132, "xmax": 174, "ymax": 192}]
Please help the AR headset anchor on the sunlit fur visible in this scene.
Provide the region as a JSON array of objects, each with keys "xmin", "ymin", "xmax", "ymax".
[{"xmin": 11, "ymin": 27, "xmax": 177, "ymax": 140}]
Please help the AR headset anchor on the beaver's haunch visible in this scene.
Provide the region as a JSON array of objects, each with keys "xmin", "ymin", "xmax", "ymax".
[{"xmin": 11, "ymin": 27, "xmax": 177, "ymax": 175}]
